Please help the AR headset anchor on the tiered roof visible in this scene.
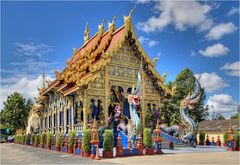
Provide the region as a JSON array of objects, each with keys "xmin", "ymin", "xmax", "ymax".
[{"xmin": 36, "ymin": 10, "xmax": 173, "ymax": 107}]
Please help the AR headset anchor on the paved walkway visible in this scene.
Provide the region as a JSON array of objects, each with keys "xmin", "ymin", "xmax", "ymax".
[{"xmin": 0, "ymin": 143, "xmax": 239, "ymax": 165}]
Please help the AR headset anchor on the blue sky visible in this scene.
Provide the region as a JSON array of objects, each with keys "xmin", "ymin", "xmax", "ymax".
[{"xmin": 1, "ymin": 1, "xmax": 239, "ymax": 118}]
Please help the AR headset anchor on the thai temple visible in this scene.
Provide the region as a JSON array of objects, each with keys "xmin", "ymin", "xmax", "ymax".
[{"xmin": 31, "ymin": 10, "xmax": 173, "ymax": 135}]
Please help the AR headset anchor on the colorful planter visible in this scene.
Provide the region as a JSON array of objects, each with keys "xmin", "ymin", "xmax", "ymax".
[{"xmin": 103, "ymin": 150, "xmax": 113, "ymax": 158}]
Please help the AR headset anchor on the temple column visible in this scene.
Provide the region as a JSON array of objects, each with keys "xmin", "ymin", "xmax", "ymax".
[
  {"xmin": 63, "ymin": 106, "xmax": 66, "ymax": 134},
  {"xmin": 57, "ymin": 110, "xmax": 59, "ymax": 132},
  {"xmin": 51, "ymin": 112, "xmax": 54, "ymax": 132},
  {"xmin": 83, "ymin": 87, "xmax": 88, "ymax": 130},
  {"xmin": 71, "ymin": 98, "xmax": 74, "ymax": 130},
  {"xmin": 141, "ymin": 69, "xmax": 146, "ymax": 127},
  {"xmin": 104, "ymin": 66, "xmax": 109, "ymax": 126}
]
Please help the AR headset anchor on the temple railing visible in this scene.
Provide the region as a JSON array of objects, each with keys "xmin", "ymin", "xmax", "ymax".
[{"xmin": 74, "ymin": 124, "xmax": 83, "ymax": 133}]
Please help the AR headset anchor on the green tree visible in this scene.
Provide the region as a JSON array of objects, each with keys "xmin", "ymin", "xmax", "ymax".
[
  {"xmin": 231, "ymin": 105, "xmax": 240, "ymax": 119},
  {"xmin": 217, "ymin": 114, "xmax": 225, "ymax": 120},
  {"xmin": 0, "ymin": 92, "xmax": 32, "ymax": 131},
  {"xmin": 161, "ymin": 68, "xmax": 208, "ymax": 126}
]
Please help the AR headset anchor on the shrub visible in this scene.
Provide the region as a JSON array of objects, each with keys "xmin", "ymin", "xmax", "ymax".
[
  {"xmin": 136, "ymin": 121, "xmax": 143, "ymax": 135},
  {"xmin": 56, "ymin": 132, "xmax": 63, "ymax": 147},
  {"xmin": 25, "ymin": 134, "xmax": 31, "ymax": 144},
  {"xmin": 82, "ymin": 129, "xmax": 91, "ymax": 152},
  {"xmin": 35, "ymin": 134, "xmax": 40, "ymax": 145},
  {"xmin": 234, "ymin": 132, "xmax": 240, "ymax": 147},
  {"xmin": 143, "ymin": 128, "xmax": 153, "ymax": 149},
  {"xmin": 41, "ymin": 133, "xmax": 46, "ymax": 145},
  {"xmin": 103, "ymin": 129, "xmax": 114, "ymax": 151},
  {"xmin": 21, "ymin": 135, "xmax": 25, "ymax": 144},
  {"xmin": 31, "ymin": 134, "xmax": 35, "ymax": 144},
  {"xmin": 69, "ymin": 130, "xmax": 76, "ymax": 149},
  {"xmin": 199, "ymin": 132, "xmax": 205, "ymax": 143},
  {"xmin": 223, "ymin": 132, "xmax": 227, "ymax": 144},
  {"xmin": 46, "ymin": 132, "xmax": 53, "ymax": 147}
]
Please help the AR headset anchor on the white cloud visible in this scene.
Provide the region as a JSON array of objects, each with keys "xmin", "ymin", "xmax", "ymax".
[
  {"xmin": 0, "ymin": 75, "xmax": 54, "ymax": 109},
  {"xmin": 227, "ymin": 7, "xmax": 239, "ymax": 16},
  {"xmin": 13, "ymin": 42, "xmax": 52, "ymax": 57},
  {"xmin": 137, "ymin": 1, "xmax": 212, "ymax": 32},
  {"xmin": 205, "ymin": 94, "xmax": 239, "ymax": 119},
  {"xmin": 195, "ymin": 72, "xmax": 229, "ymax": 92},
  {"xmin": 220, "ymin": 61, "xmax": 240, "ymax": 77},
  {"xmin": 133, "ymin": 0, "xmax": 150, "ymax": 4},
  {"xmin": 138, "ymin": 35, "xmax": 159, "ymax": 47},
  {"xmin": 198, "ymin": 43, "xmax": 229, "ymax": 57},
  {"xmin": 205, "ymin": 22, "xmax": 237, "ymax": 40}
]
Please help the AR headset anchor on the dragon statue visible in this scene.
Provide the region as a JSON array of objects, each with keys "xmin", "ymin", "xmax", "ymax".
[
  {"xmin": 160, "ymin": 78, "xmax": 201, "ymax": 147},
  {"xmin": 180, "ymin": 79, "xmax": 201, "ymax": 145}
]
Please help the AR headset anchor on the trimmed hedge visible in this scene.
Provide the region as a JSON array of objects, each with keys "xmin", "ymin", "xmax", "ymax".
[
  {"xmin": 143, "ymin": 128, "xmax": 153, "ymax": 149},
  {"xmin": 35, "ymin": 134, "xmax": 40, "ymax": 145},
  {"xmin": 15, "ymin": 135, "xmax": 25, "ymax": 144},
  {"xmin": 234, "ymin": 132, "xmax": 240, "ymax": 147},
  {"xmin": 199, "ymin": 132, "xmax": 205, "ymax": 144},
  {"xmin": 69, "ymin": 130, "xmax": 76, "ymax": 149},
  {"xmin": 31, "ymin": 134, "xmax": 36, "ymax": 144},
  {"xmin": 25, "ymin": 134, "xmax": 31, "ymax": 144},
  {"xmin": 82, "ymin": 129, "xmax": 91, "ymax": 152},
  {"xmin": 46, "ymin": 132, "xmax": 53, "ymax": 147},
  {"xmin": 103, "ymin": 129, "xmax": 114, "ymax": 151},
  {"xmin": 41, "ymin": 133, "xmax": 46, "ymax": 145},
  {"xmin": 56, "ymin": 132, "xmax": 63, "ymax": 147},
  {"xmin": 223, "ymin": 132, "xmax": 227, "ymax": 144}
]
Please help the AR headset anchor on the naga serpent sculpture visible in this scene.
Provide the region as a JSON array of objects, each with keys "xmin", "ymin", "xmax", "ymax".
[
  {"xmin": 180, "ymin": 79, "xmax": 201, "ymax": 144},
  {"xmin": 160, "ymin": 78, "xmax": 201, "ymax": 146}
]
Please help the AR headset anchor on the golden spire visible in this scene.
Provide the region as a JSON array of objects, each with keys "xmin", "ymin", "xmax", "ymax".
[
  {"xmin": 42, "ymin": 71, "xmax": 46, "ymax": 89},
  {"xmin": 108, "ymin": 16, "xmax": 117, "ymax": 29},
  {"xmin": 84, "ymin": 22, "xmax": 90, "ymax": 44},
  {"xmin": 98, "ymin": 18, "xmax": 105, "ymax": 35},
  {"xmin": 124, "ymin": 6, "xmax": 136, "ymax": 30},
  {"xmin": 129, "ymin": 6, "xmax": 136, "ymax": 18}
]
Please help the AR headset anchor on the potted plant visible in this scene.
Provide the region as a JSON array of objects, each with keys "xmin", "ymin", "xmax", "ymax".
[
  {"xmin": 234, "ymin": 132, "xmax": 240, "ymax": 151},
  {"xmin": 35, "ymin": 134, "xmax": 40, "ymax": 147},
  {"xmin": 31, "ymin": 134, "xmax": 36, "ymax": 146},
  {"xmin": 143, "ymin": 128, "xmax": 154, "ymax": 155},
  {"xmin": 69, "ymin": 130, "xmax": 76, "ymax": 154},
  {"xmin": 40, "ymin": 133, "xmax": 46, "ymax": 148},
  {"xmin": 82, "ymin": 129, "xmax": 91, "ymax": 157},
  {"xmin": 199, "ymin": 132, "xmax": 205, "ymax": 145},
  {"xmin": 25, "ymin": 134, "xmax": 31, "ymax": 145},
  {"xmin": 47, "ymin": 132, "xmax": 53, "ymax": 150},
  {"xmin": 223, "ymin": 132, "xmax": 227, "ymax": 147},
  {"xmin": 56, "ymin": 132, "xmax": 63, "ymax": 151},
  {"xmin": 103, "ymin": 129, "xmax": 114, "ymax": 158}
]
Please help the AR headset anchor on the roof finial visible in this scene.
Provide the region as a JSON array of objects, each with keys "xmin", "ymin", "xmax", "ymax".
[
  {"xmin": 42, "ymin": 71, "xmax": 45, "ymax": 89},
  {"xmin": 84, "ymin": 22, "xmax": 90, "ymax": 44},
  {"xmin": 108, "ymin": 16, "xmax": 117, "ymax": 29},
  {"xmin": 98, "ymin": 18, "xmax": 105, "ymax": 35},
  {"xmin": 124, "ymin": 6, "xmax": 136, "ymax": 28},
  {"xmin": 129, "ymin": 6, "xmax": 136, "ymax": 18}
]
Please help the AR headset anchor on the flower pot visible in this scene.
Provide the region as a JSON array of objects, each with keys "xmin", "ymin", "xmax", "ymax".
[
  {"xmin": 103, "ymin": 150, "xmax": 113, "ymax": 158},
  {"xmin": 41, "ymin": 144, "xmax": 44, "ymax": 148},
  {"xmin": 145, "ymin": 148, "xmax": 154, "ymax": 155},
  {"xmin": 68, "ymin": 148, "xmax": 73, "ymax": 154},
  {"xmin": 47, "ymin": 146, "xmax": 51, "ymax": 150},
  {"xmin": 55, "ymin": 146, "xmax": 60, "ymax": 151},
  {"xmin": 83, "ymin": 152, "xmax": 91, "ymax": 157}
]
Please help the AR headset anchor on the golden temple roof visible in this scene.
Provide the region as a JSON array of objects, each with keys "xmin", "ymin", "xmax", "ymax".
[{"xmin": 39, "ymin": 11, "xmax": 173, "ymax": 99}]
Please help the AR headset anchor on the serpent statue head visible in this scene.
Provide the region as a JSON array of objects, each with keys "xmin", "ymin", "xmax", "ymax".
[{"xmin": 181, "ymin": 79, "xmax": 201, "ymax": 110}]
